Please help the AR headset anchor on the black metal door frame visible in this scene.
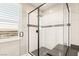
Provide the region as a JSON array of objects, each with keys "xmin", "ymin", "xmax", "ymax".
[{"xmin": 65, "ymin": 3, "xmax": 70, "ymax": 56}]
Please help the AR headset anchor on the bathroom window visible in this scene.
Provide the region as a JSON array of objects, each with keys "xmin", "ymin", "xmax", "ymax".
[{"xmin": 0, "ymin": 4, "xmax": 20, "ymax": 39}]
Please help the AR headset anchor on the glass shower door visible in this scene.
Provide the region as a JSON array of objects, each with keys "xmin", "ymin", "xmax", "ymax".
[
  {"xmin": 28, "ymin": 9, "xmax": 39, "ymax": 56},
  {"xmin": 28, "ymin": 3, "xmax": 70, "ymax": 56},
  {"xmin": 39, "ymin": 3, "xmax": 69, "ymax": 56}
]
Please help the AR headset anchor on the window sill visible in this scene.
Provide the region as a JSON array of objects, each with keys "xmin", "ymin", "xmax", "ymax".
[{"xmin": 0, "ymin": 36, "xmax": 19, "ymax": 43}]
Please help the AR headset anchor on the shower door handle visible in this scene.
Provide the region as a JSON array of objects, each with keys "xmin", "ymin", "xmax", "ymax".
[
  {"xmin": 19, "ymin": 32, "xmax": 24, "ymax": 37},
  {"xmin": 36, "ymin": 30, "xmax": 38, "ymax": 33}
]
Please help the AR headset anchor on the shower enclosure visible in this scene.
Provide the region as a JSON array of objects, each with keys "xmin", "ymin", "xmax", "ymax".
[{"xmin": 28, "ymin": 3, "xmax": 70, "ymax": 56}]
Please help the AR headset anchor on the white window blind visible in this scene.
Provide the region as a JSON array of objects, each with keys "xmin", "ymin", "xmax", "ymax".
[
  {"xmin": 0, "ymin": 3, "xmax": 20, "ymax": 29},
  {"xmin": 0, "ymin": 3, "xmax": 20, "ymax": 24}
]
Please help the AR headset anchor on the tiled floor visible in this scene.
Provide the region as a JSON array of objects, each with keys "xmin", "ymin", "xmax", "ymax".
[
  {"xmin": 30, "ymin": 44, "xmax": 79, "ymax": 56},
  {"xmin": 31, "ymin": 47, "xmax": 50, "ymax": 56}
]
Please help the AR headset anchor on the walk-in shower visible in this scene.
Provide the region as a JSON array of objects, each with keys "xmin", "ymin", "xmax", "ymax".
[{"xmin": 28, "ymin": 3, "xmax": 78, "ymax": 56}]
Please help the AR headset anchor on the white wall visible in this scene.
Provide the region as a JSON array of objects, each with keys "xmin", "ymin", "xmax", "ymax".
[
  {"xmin": 20, "ymin": 4, "xmax": 35, "ymax": 54},
  {"xmin": 70, "ymin": 4, "xmax": 79, "ymax": 46},
  {"xmin": 0, "ymin": 38, "xmax": 20, "ymax": 56}
]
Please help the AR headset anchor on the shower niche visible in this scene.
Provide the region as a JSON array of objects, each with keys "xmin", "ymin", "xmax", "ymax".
[{"xmin": 28, "ymin": 3, "xmax": 78, "ymax": 56}]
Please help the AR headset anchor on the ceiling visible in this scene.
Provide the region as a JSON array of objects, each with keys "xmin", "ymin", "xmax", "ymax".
[
  {"xmin": 30, "ymin": 3, "xmax": 42, "ymax": 7},
  {"xmin": 29, "ymin": 3, "xmax": 58, "ymax": 11}
]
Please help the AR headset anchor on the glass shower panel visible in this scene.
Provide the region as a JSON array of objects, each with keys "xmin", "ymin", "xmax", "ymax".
[
  {"xmin": 63, "ymin": 4, "xmax": 69, "ymax": 47},
  {"xmin": 28, "ymin": 9, "xmax": 38, "ymax": 55},
  {"xmin": 39, "ymin": 3, "xmax": 68, "ymax": 56}
]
